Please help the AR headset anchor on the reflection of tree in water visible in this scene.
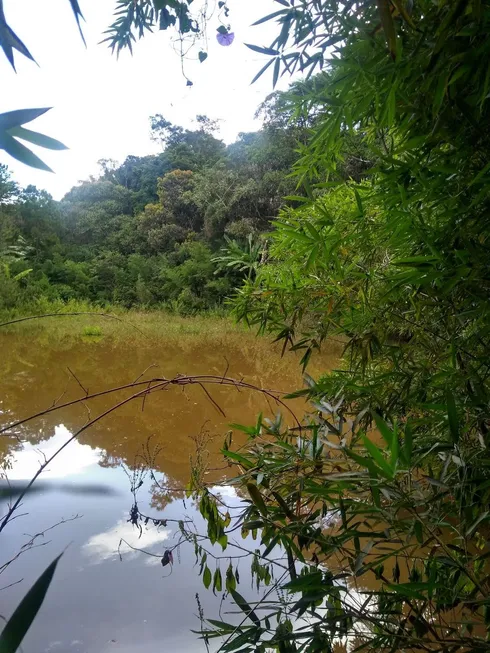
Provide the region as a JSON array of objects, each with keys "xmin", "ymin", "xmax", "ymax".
[
  {"xmin": 149, "ymin": 475, "xmax": 183, "ymax": 511},
  {"xmin": 128, "ymin": 428, "xmax": 216, "ymax": 512},
  {"xmin": 0, "ymin": 330, "xmax": 325, "ymax": 547},
  {"xmin": 0, "ymin": 332, "xmax": 316, "ymax": 490},
  {"xmin": 97, "ymin": 452, "xmax": 121, "ymax": 468},
  {"xmin": 0, "ymin": 436, "xmax": 20, "ymax": 472}
]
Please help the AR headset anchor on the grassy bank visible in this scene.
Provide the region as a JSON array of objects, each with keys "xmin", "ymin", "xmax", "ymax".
[
  {"xmin": 0, "ymin": 298, "xmax": 240, "ymax": 343},
  {"xmin": 0, "ymin": 299, "xmax": 344, "ymax": 377}
]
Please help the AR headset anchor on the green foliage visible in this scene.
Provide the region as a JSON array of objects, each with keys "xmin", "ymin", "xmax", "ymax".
[
  {"xmin": 213, "ymin": 234, "xmax": 264, "ymax": 280},
  {"xmin": 102, "ymin": 0, "xmax": 230, "ymax": 61},
  {"xmin": 7, "ymin": 5, "xmax": 489, "ymax": 650},
  {"xmin": 82, "ymin": 325, "xmax": 102, "ymax": 337},
  {"xmin": 187, "ymin": 1, "xmax": 490, "ymax": 651},
  {"xmin": 0, "ymin": 0, "xmax": 229, "ymax": 69},
  {"xmin": 0, "ymin": 108, "xmax": 68, "ymax": 173},
  {"xmin": 0, "ymin": 109, "xmax": 300, "ymax": 313},
  {"xmin": 233, "ymin": 0, "xmax": 490, "ymax": 422},
  {"xmin": 195, "ymin": 397, "xmax": 490, "ymax": 651},
  {"xmin": 0, "ymin": 554, "xmax": 62, "ymax": 653},
  {"xmin": 0, "ymin": 1, "xmax": 229, "ymax": 172}
]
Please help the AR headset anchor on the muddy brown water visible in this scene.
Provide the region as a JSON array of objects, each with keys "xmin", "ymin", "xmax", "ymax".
[{"xmin": 0, "ymin": 325, "xmax": 341, "ymax": 653}]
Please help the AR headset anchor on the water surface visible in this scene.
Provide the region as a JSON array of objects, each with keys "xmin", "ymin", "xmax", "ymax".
[{"xmin": 0, "ymin": 323, "xmax": 339, "ymax": 653}]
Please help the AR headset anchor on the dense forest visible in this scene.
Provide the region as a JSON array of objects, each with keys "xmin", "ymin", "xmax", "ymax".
[{"xmin": 0, "ymin": 97, "xmax": 301, "ymax": 314}]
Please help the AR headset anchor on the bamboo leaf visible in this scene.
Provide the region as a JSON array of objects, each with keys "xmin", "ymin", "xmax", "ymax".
[
  {"xmin": 466, "ymin": 511, "xmax": 489, "ymax": 537},
  {"xmin": 8, "ymin": 126, "xmax": 68, "ymax": 151},
  {"xmin": 372, "ymin": 413, "xmax": 394, "ymax": 447},
  {"xmin": 213, "ymin": 568, "xmax": 222, "ymax": 594},
  {"xmin": 67, "ymin": 0, "xmax": 86, "ymax": 45},
  {"xmin": 0, "ymin": 132, "xmax": 53, "ymax": 172},
  {"xmin": 0, "ymin": 13, "xmax": 36, "ymax": 70},
  {"xmin": 305, "ymin": 244, "xmax": 319, "ymax": 270},
  {"xmin": 385, "ymin": 582, "xmax": 435, "ymax": 600},
  {"xmin": 390, "ymin": 423, "xmax": 399, "ymax": 471},
  {"xmin": 386, "ymin": 84, "xmax": 396, "ymax": 126},
  {"xmin": 0, "ymin": 553, "xmax": 62, "ymax": 653},
  {"xmin": 245, "ymin": 43, "xmax": 280, "ymax": 56},
  {"xmin": 271, "ymin": 491, "xmax": 297, "ymax": 521},
  {"xmin": 432, "ymin": 73, "xmax": 448, "ymax": 116},
  {"xmin": 414, "ymin": 520, "xmax": 423, "ymax": 544},
  {"xmin": 250, "ymin": 57, "xmax": 275, "ymax": 84},
  {"xmin": 222, "ymin": 629, "xmax": 255, "ymax": 651},
  {"xmin": 362, "ymin": 435, "xmax": 393, "ymax": 478},
  {"xmin": 203, "ymin": 566, "xmax": 212, "ymax": 589},
  {"xmin": 262, "ymin": 535, "xmax": 280, "ymax": 557},
  {"xmin": 252, "ymin": 10, "xmax": 289, "ymax": 26},
  {"xmin": 469, "ymin": 160, "xmax": 490, "ymax": 186},
  {"xmin": 353, "ymin": 189, "xmax": 364, "ymax": 216},
  {"xmin": 446, "ymin": 391, "xmax": 459, "ymax": 443},
  {"xmin": 229, "ymin": 589, "xmax": 261, "ymax": 626},
  {"xmin": 206, "ymin": 619, "xmax": 237, "ymax": 632},
  {"xmin": 247, "ymin": 483, "xmax": 268, "ymax": 517},
  {"xmin": 0, "ymin": 108, "xmax": 51, "ymax": 131},
  {"xmin": 345, "ymin": 448, "xmax": 382, "ymax": 477},
  {"xmin": 404, "ymin": 422, "xmax": 413, "ymax": 466},
  {"xmin": 223, "ymin": 450, "xmax": 254, "ymax": 469},
  {"xmin": 225, "ymin": 564, "xmax": 236, "ymax": 592},
  {"xmin": 272, "ymin": 57, "xmax": 280, "ymax": 88}
]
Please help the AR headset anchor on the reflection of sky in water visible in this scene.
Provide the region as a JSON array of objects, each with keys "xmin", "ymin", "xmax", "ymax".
[
  {"xmin": 0, "ymin": 426, "xmax": 240, "ymax": 653},
  {"xmin": 0, "ymin": 331, "xmax": 344, "ymax": 652},
  {"xmin": 83, "ymin": 516, "xmax": 171, "ymax": 564},
  {"xmin": 3, "ymin": 425, "xmax": 102, "ymax": 479},
  {"xmin": 0, "ymin": 422, "xmax": 375, "ymax": 653}
]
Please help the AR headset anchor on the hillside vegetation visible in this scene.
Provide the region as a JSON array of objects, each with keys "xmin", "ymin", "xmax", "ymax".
[{"xmin": 0, "ymin": 102, "xmax": 302, "ymax": 315}]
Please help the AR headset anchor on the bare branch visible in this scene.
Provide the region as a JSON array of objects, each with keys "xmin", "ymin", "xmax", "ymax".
[
  {"xmin": 197, "ymin": 382, "xmax": 226, "ymax": 417},
  {"xmin": 1, "ymin": 374, "xmax": 301, "ymax": 436},
  {"xmin": 67, "ymin": 366, "xmax": 89, "ymax": 396},
  {"xmin": 0, "ymin": 311, "xmax": 148, "ymax": 337},
  {"xmin": 133, "ymin": 363, "xmax": 159, "ymax": 384}
]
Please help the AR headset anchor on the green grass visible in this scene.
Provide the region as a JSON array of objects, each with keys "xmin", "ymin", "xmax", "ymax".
[
  {"xmin": 0, "ymin": 299, "xmax": 344, "ymax": 376},
  {"xmin": 82, "ymin": 325, "xmax": 103, "ymax": 337},
  {"xmin": 0, "ymin": 299, "xmax": 249, "ymax": 347}
]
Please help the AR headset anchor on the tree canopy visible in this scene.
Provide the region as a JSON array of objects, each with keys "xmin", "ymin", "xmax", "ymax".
[{"xmin": 0, "ymin": 108, "xmax": 302, "ymax": 314}]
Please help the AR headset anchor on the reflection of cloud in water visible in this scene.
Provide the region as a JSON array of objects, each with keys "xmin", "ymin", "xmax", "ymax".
[
  {"xmin": 83, "ymin": 518, "xmax": 170, "ymax": 563},
  {"xmin": 144, "ymin": 554, "xmax": 164, "ymax": 566},
  {"xmin": 210, "ymin": 485, "xmax": 238, "ymax": 499},
  {"xmin": 4, "ymin": 425, "xmax": 101, "ymax": 480}
]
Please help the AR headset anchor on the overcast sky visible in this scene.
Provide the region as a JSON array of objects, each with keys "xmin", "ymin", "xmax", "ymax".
[{"xmin": 1, "ymin": 0, "xmax": 290, "ymax": 199}]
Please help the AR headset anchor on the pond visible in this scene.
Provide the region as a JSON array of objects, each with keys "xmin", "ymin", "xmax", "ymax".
[{"xmin": 0, "ymin": 317, "xmax": 341, "ymax": 653}]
